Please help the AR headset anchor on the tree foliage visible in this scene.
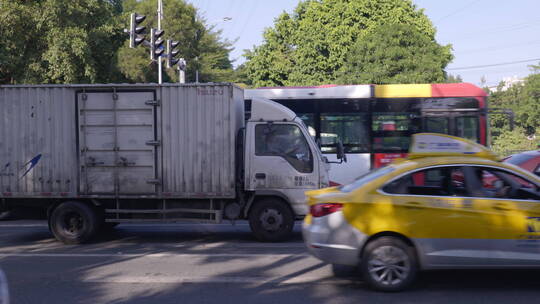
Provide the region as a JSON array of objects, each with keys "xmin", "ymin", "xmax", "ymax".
[
  {"xmin": 339, "ymin": 23, "xmax": 452, "ymax": 84},
  {"xmin": 446, "ymin": 74, "xmax": 463, "ymax": 83},
  {"xmin": 0, "ymin": 0, "xmax": 234, "ymax": 84},
  {"xmin": 117, "ymin": 0, "xmax": 233, "ymax": 83},
  {"xmin": 489, "ymin": 64, "xmax": 540, "ymax": 156},
  {"xmin": 244, "ymin": 0, "xmax": 446, "ymax": 87},
  {"xmin": 0, "ymin": 0, "xmax": 124, "ymax": 84}
]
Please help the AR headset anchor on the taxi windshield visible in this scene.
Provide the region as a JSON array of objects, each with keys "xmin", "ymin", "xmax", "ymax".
[{"xmin": 340, "ymin": 166, "xmax": 395, "ymax": 192}]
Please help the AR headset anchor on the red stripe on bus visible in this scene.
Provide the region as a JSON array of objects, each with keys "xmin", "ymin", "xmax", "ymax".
[{"xmin": 431, "ymin": 83, "xmax": 487, "ymax": 98}]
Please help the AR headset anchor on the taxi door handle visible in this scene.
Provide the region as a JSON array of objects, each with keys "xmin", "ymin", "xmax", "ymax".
[
  {"xmin": 493, "ymin": 203, "xmax": 511, "ymax": 211},
  {"xmin": 405, "ymin": 202, "xmax": 423, "ymax": 209}
]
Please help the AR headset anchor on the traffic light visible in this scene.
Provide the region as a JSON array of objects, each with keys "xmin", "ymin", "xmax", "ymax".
[
  {"xmin": 150, "ymin": 29, "xmax": 165, "ymax": 60},
  {"xmin": 129, "ymin": 13, "xmax": 146, "ymax": 48},
  {"xmin": 166, "ymin": 40, "xmax": 180, "ymax": 68}
]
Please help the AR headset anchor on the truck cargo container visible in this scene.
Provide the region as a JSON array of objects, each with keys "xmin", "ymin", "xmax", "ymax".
[{"xmin": 0, "ymin": 83, "xmax": 334, "ymax": 243}]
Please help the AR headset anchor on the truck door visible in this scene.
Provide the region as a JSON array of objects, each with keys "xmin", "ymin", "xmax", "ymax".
[
  {"xmin": 246, "ymin": 122, "xmax": 320, "ymax": 214},
  {"xmin": 78, "ymin": 91, "xmax": 158, "ymax": 195}
]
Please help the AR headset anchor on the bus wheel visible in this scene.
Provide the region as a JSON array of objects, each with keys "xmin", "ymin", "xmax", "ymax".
[
  {"xmin": 248, "ymin": 198, "xmax": 294, "ymax": 242},
  {"xmin": 360, "ymin": 236, "xmax": 418, "ymax": 292},
  {"xmin": 49, "ymin": 201, "xmax": 99, "ymax": 244}
]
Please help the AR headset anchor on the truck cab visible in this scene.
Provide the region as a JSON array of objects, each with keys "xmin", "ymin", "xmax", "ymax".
[{"xmin": 242, "ymin": 98, "xmax": 330, "ymax": 241}]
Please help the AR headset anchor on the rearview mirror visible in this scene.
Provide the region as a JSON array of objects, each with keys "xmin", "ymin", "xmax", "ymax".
[{"xmin": 336, "ymin": 140, "xmax": 347, "ymax": 163}]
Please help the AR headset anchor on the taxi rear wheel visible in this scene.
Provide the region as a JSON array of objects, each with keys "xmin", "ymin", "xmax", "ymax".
[{"xmin": 360, "ymin": 236, "xmax": 417, "ymax": 292}]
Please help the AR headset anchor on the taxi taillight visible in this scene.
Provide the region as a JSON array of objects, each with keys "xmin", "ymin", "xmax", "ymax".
[{"xmin": 310, "ymin": 203, "xmax": 343, "ymax": 218}]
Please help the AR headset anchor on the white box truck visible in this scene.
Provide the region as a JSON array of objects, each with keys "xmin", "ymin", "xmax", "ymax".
[{"xmin": 0, "ymin": 83, "xmax": 337, "ymax": 244}]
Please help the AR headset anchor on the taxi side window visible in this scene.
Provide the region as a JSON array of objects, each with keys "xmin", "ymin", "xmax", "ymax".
[
  {"xmin": 383, "ymin": 167, "xmax": 465, "ymax": 196},
  {"xmin": 465, "ymin": 166, "xmax": 540, "ymax": 200}
]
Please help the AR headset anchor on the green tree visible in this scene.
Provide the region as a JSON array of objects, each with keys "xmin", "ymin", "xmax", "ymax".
[
  {"xmin": 489, "ymin": 64, "xmax": 540, "ymax": 136},
  {"xmin": 491, "ymin": 127, "xmax": 537, "ymax": 157},
  {"xmin": 0, "ymin": 0, "xmax": 124, "ymax": 84},
  {"xmin": 339, "ymin": 23, "xmax": 452, "ymax": 84},
  {"xmin": 244, "ymin": 0, "xmax": 444, "ymax": 87},
  {"xmin": 117, "ymin": 0, "xmax": 233, "ymax": 83},
  {"xmin": 488, "ymin": 63, "xmax": 540, "ymax": 155},
  {"xmin": 446, "ymin": 74, "xmax": 463, "ymax": 83}
]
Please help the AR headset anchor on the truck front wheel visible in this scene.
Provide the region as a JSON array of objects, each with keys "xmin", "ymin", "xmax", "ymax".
[
  {"xmin": 49, "ymin": 201, "xmax": 100, "ymax": 244},
  {"xmin": 0, "ymin": 211, "xmax": 13, "ymax": 221},
  {"xmin": 248, "ymin": 198, "xmax": 294, "ymax": 242}
]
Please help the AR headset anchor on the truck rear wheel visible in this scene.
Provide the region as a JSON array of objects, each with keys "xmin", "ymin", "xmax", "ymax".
[
  {"xmin": 248, "ymin": 198, "xmax": 294, "ymax": 242},
  {"xmin": 49, "ymin": 201, "xmax": 100, "ymax": 244}
]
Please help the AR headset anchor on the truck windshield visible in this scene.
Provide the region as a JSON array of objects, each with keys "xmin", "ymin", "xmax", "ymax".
[
  {"xmin": 255, "ymin": 124, "xmax": 313, "ymax": 173},
  {"xmin": 340, "ymin": 166, "xmax": 395, "ymax": 192}
]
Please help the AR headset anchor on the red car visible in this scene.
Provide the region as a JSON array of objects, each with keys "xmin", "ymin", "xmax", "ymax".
[
  {"xmin": 479, "ymin": 150, "xmax": 540, "ymax": 190},
  {"xmin": 503, "ymin": 150, "xmax": 540, "ymax": 175},
  {"xmin": 413, "ymin": 150, "xmax": 540, "ymax": 191}
]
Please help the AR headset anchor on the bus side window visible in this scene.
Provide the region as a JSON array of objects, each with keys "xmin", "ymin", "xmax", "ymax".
[
  {"xmin": 456, "ymin": 116, "xmax": 479, "ymax": 143},
  {"xmin": 320, "ymin": 113, "xmax": 369, "ymax": 153}
]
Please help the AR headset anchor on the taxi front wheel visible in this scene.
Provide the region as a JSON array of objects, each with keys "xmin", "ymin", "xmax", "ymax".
[{"xmin": 360, "ymin": 236, "xmax": 418, "ymax": 292}]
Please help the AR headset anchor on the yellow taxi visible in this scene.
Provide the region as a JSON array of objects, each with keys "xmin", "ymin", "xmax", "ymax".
[{"xmin": 303, "ymin": 133, "xmax": 540, "ymax": 291}]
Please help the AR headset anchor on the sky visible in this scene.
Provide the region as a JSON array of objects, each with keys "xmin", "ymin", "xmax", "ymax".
[{"xmin": 187, "ymin": 0, "xmax": 540, "ymax": 87}]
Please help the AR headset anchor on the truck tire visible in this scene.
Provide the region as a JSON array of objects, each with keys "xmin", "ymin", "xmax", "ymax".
[
  {"xmin": 248, "ymin": 198, "xmax": 294, "ymax": 242},
  {"xmin": 49, "ymin": 201, "xmax": 100, "ymax": 244},
  {"xmin": 0, "ymin": 211, "xmax": 13, "ymax": 221},
  {"xmin": 360, "ymin": 236, "xmax": 418, "ymax": 292}
]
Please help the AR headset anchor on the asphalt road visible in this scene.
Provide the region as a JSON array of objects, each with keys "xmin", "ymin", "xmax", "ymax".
[{"xmin": 1, "ymin": 220, "xmax": 540, "ymax": 304}]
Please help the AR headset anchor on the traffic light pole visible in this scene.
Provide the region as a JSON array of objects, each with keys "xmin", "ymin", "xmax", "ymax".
[
  {"xmin": 179, "ymin": 67, "xmax": 185, "ymax": 84},
  {"xmin": 157, "ymin": 0, "xmax": 163, "ymax": 84}
]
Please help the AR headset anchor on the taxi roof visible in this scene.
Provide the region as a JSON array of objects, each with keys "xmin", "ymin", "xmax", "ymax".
[
  {"xmin": 389, "ymin": 133, "xmax": 540, "ymax": 182},
  {"xmin": 389, "ymin": 156, "xmax": 540, "ymax": 184}
]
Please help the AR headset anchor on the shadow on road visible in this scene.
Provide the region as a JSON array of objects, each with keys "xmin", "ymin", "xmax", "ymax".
[{"xmin": 2, "ymin": 223, "xmax": 540, "ymax": 303}]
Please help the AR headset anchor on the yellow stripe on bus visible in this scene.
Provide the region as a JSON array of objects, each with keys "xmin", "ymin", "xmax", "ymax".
[{"xmin": 374, "ymin": 84, "xmax": 431, "ymax": 98}]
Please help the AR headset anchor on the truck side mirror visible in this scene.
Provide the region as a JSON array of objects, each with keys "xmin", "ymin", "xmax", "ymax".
[{"xmin": 336, "ymin": 140, "xmax": 347, "ymax": 163}]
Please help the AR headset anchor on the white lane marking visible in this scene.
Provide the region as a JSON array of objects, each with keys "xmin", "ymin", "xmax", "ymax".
[
  {"xmin": 0, "ymin": 223, "xmax": 254, "ymax": 228},
  {"xmin": 0, "ymin": 242, "xmax": 305, "ymax": 249},
  {"xmin": 0, "ymin": 224, "xmax": 47, "ymax": 227},
  {"xmin": 83, "ymin": 275, "xmax": 356, "ymax": 285},
  {"xmin": 0, "ymin": 253, "xmax": 310, "ymax": 258}
]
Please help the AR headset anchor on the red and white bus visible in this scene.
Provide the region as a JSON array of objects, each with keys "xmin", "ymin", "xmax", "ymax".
[{"xmin": 245, "ymin": 83, "xmax": 488, "ymax": 185}]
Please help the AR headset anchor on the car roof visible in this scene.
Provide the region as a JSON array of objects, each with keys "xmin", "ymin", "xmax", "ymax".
[{"xmin": 389, "ymin": 156, "xmax": 540, "ymax": 182}]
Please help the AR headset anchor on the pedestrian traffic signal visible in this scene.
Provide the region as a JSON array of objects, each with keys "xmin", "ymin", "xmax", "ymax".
[
  {"xmin": 129, "ymin": 13, "xmax": 146, "ymax": 48},
  {"xmin": 166, "ymin": 40, "xmax": 180, "ymax": 68},
  {"xmin": 150, "ymin": 29, "xmax": 165, "ymax": 60}
]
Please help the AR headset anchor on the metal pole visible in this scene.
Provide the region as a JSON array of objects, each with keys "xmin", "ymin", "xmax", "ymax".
[
  {"xmin": 157, "ymin": 0, "xmax": 163, "ymax": 84},
  {"xmin": 178, "ymin": 59, "xmax": 186, "ymax": 84},
  {"xmin": 179, "ymin": 69, "xmax": 185, "ymax": 84}
]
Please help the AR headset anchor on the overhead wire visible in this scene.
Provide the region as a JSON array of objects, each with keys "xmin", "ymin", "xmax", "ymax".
[
  {"xmin": 448, "ymin": 58, "xmax": 540, "ymax": 71},
  {"xmin": 436, "ymin": 0, "xmax": 482, "ymax": 22},
  {"xmin": 237, "ymin": 0, "xmax": 260, "ymax": 39},
  {"xmin": 456, "ymin": 39, "xmax": 540, "ymax": 54}
]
